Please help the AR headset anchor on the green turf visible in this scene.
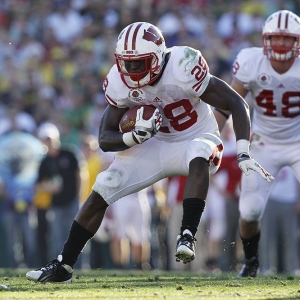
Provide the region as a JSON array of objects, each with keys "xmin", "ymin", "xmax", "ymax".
[{"xmin": 0, "ymin": 269, "xmax": 299, "ymax": 299}]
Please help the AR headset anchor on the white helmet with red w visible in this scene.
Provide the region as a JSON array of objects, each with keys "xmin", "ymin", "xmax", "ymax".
[
  {"xmin": 115, "ymin": 22, "xmax": 166, "ymax": 88},
  {"xmin": 262, "ymin": 10, "xmax": 300, "ymax": 61}
]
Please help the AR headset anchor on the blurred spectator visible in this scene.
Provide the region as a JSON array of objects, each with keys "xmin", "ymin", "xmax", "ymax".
[
  {"xmin": 41, "ymin": 47, "xmax": 77, "ymax": 88},
  {"xmin": 216, "ymin": 1, "xmax": 256, "ymax": 62},
  {"xmin": 45, "ymin": 0, "xmax": 86, "ymax": 45},
  {"xmin": 15, "ymin": 33, "xmax": 45, "ymax": 68},
  {"xmin": 34, "ymin": 85, "xmax": 57, "ymax": 126},
  {"xmin": 80, "ymin": 135, "xmax": 115, "ymax": 269},
  {"xmin": 0, "ymin": 177, "xmax": 8, "ymax": 267},
  {"xmin": 79, "ymin": 134, "xmax": 102, "ymax": 204},
  {"xmin": 86, "ymin": 93, "xmax": 106, "ymax": 136},
  {"xmin": 8, "ymin": 10, "xmax": 30, "ymax": 45},
  {"xmin": 241, "ymin": 0, "xmax": 267, "ymax": 25},
  {"xmin": 157, "ymin": 6, "xmax": 181, "ymax": 36},
  {"xmin": 36, "ymin": 122, "xmax": 83, "ymax": 265},
  {"xmin": 0, "ymin": 131, "xmax": 44, "ymax": 267},
  {"xmin": 25, "ymin": 1, "xmax": 54, "ymax": 41},
  {"xmin": 62, "ymin": 86, "xmax": 92, "ymax": 132},
  {"xmin": 259, "ymin": 167, "xmax": 300, "ymax": 276},
  {"xmin": 0, "ymin": 105, "xmax": 37, "ymax": 136},
  {"xmin": 181, "ymin": 0, "xmax": 208, "ymax": 39},
  {"xmin": 216, "ymin": 2, "xmax": 254, "ymax": 40}
]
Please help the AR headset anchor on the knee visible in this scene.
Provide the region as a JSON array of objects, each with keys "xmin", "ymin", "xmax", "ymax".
[
  {"xmin": 240, "ymin": 218, "xmax": 259, "ymax": 226},
  {"xmin": 188, "ymin": 157, "xmax": 209, "ymax": 184},
  {"xmin": 240, "ymin": 203, "xmax": 264, "ymax": 222},
  {"xmin": 239, "ymin": 193, "xmax": 266, "ymax": 222},
  {"xmin": 83, "ymin": 191, "xmax": 109, "ymax": 211},
  {"xmin": 190, "ymin": 157, "xmax": 209, "ymax": 169},
  {"xmin": 240, "ymin": 212, "xmax": 261, "ymax": 223},
  {"xmin": 92, "ymin": 168, "xmax": 125, "ymax": 201}
]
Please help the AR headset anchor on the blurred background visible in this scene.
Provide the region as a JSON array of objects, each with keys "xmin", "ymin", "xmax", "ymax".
[{"xmin": 0, "ymin": 0, "xmax": 299, "ymax": 276}]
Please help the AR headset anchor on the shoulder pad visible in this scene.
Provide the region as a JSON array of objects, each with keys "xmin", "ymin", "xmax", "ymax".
[
  {"xmin": 170, "ymin": 46, "xmax": 207, "ymax": 80},
  {"xmin": 233, "ymin": 47, "xmax": 263, "ymax": 84},
  {"xmin": 103, "ymin": 65, "xmax": 129, "ymax": 108},
  {"xmin": 170, "ymin": 46, "xmax": 210, "ymax": 96}
]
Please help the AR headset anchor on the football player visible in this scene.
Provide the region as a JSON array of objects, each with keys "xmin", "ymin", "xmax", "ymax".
[
  {"xmin": 214, "ymin": 10, "xmax": 300, "ymax": 278},
  {"xmin": 26, "ymin": 22, "xmax": 274, "ymax": 283}
]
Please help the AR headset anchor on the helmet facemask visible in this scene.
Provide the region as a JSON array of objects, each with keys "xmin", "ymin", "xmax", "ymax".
[
  {"xmin": 115, "ymin": 52, "xmax": 160, "ymax": 88},
  {"xmin": 263, "ymin": 34, "xmax": 300, "ymax": 61}
]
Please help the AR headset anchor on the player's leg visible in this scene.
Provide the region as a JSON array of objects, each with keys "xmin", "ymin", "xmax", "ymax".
[
  {"xmin": 26, "ymin": 191, "xmax": 108, "ymax": 283},
  {"xmin": 174, "ymin": 157, "xmax": 209, "ymax": 263},
  {"xmin": 174, "ymin": 133, "xmax": 224, "ymax": 264},
  {"xmin": 238, "ymin": 180, "xmax": 271, "ymax": 278},
  {"xmin": 237, "ymin": 141, "xmax": 280, "ymax": 278},
  {"xmin": 26, "ymin": 138, "xmax": 164, "ymax": 283}
]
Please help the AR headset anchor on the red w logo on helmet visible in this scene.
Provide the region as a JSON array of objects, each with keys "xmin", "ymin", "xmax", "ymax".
[{"xmin": 142, "ymin": 26, "xmax": 164, "ymax": 46}]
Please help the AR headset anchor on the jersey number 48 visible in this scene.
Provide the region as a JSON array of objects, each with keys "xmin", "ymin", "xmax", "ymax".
[{"xmin": 256, "ymin": 89, "xmax": 300, "ymax": 117}]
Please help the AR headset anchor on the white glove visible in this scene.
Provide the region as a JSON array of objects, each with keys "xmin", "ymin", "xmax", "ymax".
[
  {"xmin": 236, "ymin": 139, "xmax": 275, "ymax": 183},
  {"xmin": 122, "ymin": 107, "xmax": 162, "ymax": 147},
  {"xmin": 237, "ymin": 153, "xmax": 275, "ymax": 183}
]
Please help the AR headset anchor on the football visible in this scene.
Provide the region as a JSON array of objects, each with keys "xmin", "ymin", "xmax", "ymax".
[{"xmin": 119, "ymin": 105, "xmax": 157, "ymax": 133}]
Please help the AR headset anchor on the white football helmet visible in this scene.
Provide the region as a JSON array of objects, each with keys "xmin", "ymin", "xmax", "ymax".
[
  {"xmin": 115, "ymin": 22, "xmax": 166, "ymax": 88},
  {"xmin": 262, "ymin": 10, "xmax": 300, "ymax": 61}
]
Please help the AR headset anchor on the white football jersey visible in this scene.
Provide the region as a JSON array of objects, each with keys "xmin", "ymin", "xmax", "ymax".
[
  {"xmin": 103, "ymin": 46, "xmax": 219, "ymax": 142},
  {"xmin": 233, "ymin": 47, "xmax": 300, "ymax": 144}
]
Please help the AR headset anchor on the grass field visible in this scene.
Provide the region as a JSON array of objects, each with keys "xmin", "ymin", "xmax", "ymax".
[{"xmin": 0, "ymin": 269, "xmax": 299, "ymax": 299}]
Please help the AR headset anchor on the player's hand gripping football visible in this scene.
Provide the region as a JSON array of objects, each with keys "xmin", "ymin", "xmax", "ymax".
[
  {"xmin": 237, "ymin": 153, "xmax": 275, "ymax": 183},
  {"xmin": 131, "ymin": 106, "xmax": 162, "ymax": 144}
]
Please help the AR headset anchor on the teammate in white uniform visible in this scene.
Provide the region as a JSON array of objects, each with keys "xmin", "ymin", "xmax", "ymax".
[
  {"xmin": 26, "ymin": 22, "xmax": 273, "ymax": 283},
  {"xmin": 214, "ymin": 10, "xmax": 300, "ymax": 278}
]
